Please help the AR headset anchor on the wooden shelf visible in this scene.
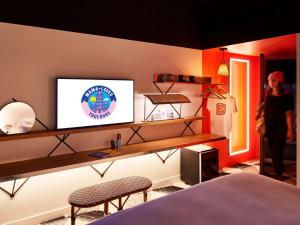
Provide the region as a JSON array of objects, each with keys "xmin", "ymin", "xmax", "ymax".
[
  {"xmin": 154, "ymin": 82, "xmax": 229, "ymax": 85},
  {"xmin": 154, "ymin": 81, "xmax": 209, "ymax": 85},
  {"xmin": 138, "ymin": 116, "xmax": 203, "ymax": 126},
  {"xmin": 0, "ymin": 133, "xmax": 225, "ymax": 182},
  {"xmin": 0, "ymin": 116, "xmax": 204, "ymax": 142},
  {"xmin": 144, "ymin": 94, "xmax": 191, "ymax": 104},
  {"xmin": 208, "ymin": 83, "xmax": 230, "ymax": 85},
  {"xmin": 153, "ymin": 74, "xmax": 212, "ymax": 84}
]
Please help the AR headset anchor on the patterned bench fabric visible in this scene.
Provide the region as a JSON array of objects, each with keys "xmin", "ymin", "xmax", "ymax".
[{"xmin": 68, "ymin": 176, "xmax": 152, "ymax": 208}]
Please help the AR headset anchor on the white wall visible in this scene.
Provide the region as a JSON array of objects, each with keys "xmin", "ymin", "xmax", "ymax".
[
  {"xmin": 0, "ymin": 22, "xmax": 203, "ymax": 224},
  {"xmin": 297, "ymin": 33, "xmax": 300, "ymax": 187}
]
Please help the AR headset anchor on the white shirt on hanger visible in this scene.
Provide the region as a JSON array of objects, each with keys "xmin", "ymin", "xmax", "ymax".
[{"xmin": 206, "ymin": 94, "xmax": 237, "ymax": 138}]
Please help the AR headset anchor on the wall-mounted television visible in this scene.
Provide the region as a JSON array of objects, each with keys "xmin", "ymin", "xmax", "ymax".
[{"xmin": 56, "ymin": 78, "xmax": 134, "ymax": 129}]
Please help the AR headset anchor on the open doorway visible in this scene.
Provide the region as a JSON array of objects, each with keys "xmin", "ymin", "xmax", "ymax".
[
  {"xmin": 261, "ymin": 58, "xmax": 296, "ymax": 182},
  {"xmin": 203, "ymin": 33, "xmax": 297, "ymax": 185}
]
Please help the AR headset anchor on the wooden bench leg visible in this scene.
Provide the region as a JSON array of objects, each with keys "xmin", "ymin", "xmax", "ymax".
[
  {"xmin": 118, "ymin": 197, "xmax": 123, "ymax": 211},
  {"xmin": 71, "ymin": 206, "xmax": 75, "ymax": 225},
  {"xmin": 104, "ymin": 201, "xmax": 109, "ymax": 215},
  {"xmin": 143, "ymin": 190, "xmax": 148, "ymax": 202}
]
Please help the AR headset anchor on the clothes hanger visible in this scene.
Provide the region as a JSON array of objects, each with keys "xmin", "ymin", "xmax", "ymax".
[
  {"xmin": 217, "ymin": 86, "xmax": 228, "ymax": 94},
  {"xmin": 201, "ymin": 86, "xmax": 227, "ymax": 99},
  {"xmin": 212, "ymin": 85, "xmax": 228, "ymax": 96},
  {"xmin": 207, "ymin": 87, "xmax": 226, "ymax": 99}
]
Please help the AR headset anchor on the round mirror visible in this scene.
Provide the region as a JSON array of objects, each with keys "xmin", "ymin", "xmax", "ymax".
[{"xmin": 0, "ymin": 102, "xmax": 35, "ymax": 134}]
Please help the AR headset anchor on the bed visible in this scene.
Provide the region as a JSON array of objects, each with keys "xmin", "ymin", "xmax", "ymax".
[{"xmin": 89, "ymin": 173, "xmax": 300, "ymax": 225}]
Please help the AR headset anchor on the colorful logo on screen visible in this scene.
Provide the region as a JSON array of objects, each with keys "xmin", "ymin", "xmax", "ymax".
[{"xmin": 81, "ymin": 85, "xmax": 117, "ymax": 119}]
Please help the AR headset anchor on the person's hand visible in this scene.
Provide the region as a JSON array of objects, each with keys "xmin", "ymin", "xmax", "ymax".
[{"xmin": 287, "ymin": 129, "xmax": 295, "ymax": 142}]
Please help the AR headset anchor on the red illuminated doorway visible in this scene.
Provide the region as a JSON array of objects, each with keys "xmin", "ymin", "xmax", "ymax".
[{"xmin": 229, "ymin": 58, "xmax": 250, "ymax": 155}]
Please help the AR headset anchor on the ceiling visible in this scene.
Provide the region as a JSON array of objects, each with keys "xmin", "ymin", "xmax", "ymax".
[
  {"xmin": 0, "ymin": 1, "xmax": 299, "ymax": 50},
  {"xmin": 209, "ymin": 34, "xmax": 296, "ymax": 59}
]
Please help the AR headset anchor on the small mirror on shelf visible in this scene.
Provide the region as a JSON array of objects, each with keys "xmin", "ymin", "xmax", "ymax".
[{"xmin": 0, "ymin": 102, "xmax": 35, "ymax": 134}]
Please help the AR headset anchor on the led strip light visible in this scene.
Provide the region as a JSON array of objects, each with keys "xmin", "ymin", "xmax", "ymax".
[{"xmin": 229, "ymin": 58, "xmax": 250, "ymax": 156}]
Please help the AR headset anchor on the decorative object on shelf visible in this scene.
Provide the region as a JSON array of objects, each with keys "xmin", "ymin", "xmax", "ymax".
[
  {"xmin": 110, "ymin": 140, "xmax": 116, "ymax": 149},
  {"xmin": 166, "ymin": 109, "xmax": 174, "ymax": 119},
  {"xmin": 154, "ymin": 73, "xmax": 211, "ymax": 84},
  {"xmin": 144, "ymin": 94, "xmax": 191, "ymax": 121},
  {"xmin": 151, "ymin": 109, "xmax": 164, "ymax": 121},
  {"xmin": 0, "ymin": 102, "xmax": 35, "ymax": 134},
  {"xmin": 151, "ymin": 108, "xmax": 174, "ymax": 121},
  {"xmin": 217, "ymin": 47, "xmax": 229, "ymax": 76},
  {"xmin": 88, "ymin": 151, "xmax": 111, "ymax": 159},
  {"xmin": 116, "ymin": 133, "xmax": 122, "ymax": 149}
]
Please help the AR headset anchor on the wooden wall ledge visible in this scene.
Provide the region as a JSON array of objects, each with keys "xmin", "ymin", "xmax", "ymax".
[
  {"xmin": 144, "ymin": 94, "xmax": 191, "ymax": 104},
  {"xmin": 0, "ymin": 116, "xmax": 204, "ymax": 142},
  {"xmin": 0, "ymin": 133, "xmax": 225, "ymax": 182}
]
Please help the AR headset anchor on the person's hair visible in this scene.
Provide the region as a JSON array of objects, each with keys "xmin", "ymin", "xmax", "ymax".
[{"xmin": 265, "ymin": 82, "xmax": 285, "ymax": 99}]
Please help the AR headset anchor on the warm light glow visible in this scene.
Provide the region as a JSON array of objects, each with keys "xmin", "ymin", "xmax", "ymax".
[
  {"xmin": 229, "ymin": 58, "xmax": 250, "ymax": 156},
  {"xmin": 218, "ymin": 63, "xmax": 229, "ymax": 76},
  {"xmin": 218, "ymin": 48, "xmax": 229, "ymax": 76}
]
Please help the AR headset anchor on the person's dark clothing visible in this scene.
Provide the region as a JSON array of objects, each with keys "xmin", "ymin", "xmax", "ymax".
[{"xmin": 264, "ymin": 92, "xmax": 294, "ymax": 176}]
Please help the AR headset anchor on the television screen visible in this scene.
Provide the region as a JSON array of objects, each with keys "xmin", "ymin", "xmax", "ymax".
[{"xmin": 56, "ymin": 78, "xmax": 134, "ymax": 129}]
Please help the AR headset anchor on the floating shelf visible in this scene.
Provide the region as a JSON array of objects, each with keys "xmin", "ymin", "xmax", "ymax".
[
  {"xmin": 0, "ymin": 116, "xmax": 204, "ymax": 142},
  {"xmin": 206, "ymin": 83, "xmax": 230, "ymax": 85},
  {"xmin": 0, "ymin": 133, "xmax": 225, "ymax": 182},
  {"xmin": 144, "ymin": 94, "xmax": 191, "ymax": 104},
  {"xmin": 153, "ymin": 73, "xmax": 212, "ymax": 84},
  {"xmin": 153, "ymin": 81, "xmax": 229, "ymax": 85}
]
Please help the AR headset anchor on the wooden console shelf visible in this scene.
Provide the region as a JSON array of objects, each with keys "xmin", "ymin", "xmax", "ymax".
[
  {"xmin": 153, "ymin": 73, "xmax": 212, "ymax": 84},
  {"xmin": 0, "ymin": 133, "xmax": 225, "ymax": 182},
  {"xmin": 144, "ymin": 94, "xmax": 191, "ymax": 104},
  {"xmin": 0, "ymin": 116, "xmax": 204, "ymax": 142}
]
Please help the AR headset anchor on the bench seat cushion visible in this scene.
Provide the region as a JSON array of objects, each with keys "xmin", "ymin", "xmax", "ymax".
[{"xmin": 68, "ymin": 176, "xmax": 152, "ymax": 208}]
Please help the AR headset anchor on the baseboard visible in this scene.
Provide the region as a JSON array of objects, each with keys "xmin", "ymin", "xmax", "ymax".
[
  {"xmin": 151, "ymin": 174, "xmax": 181, "ymax": 189},
  {"xmin": 4, "ymin": 206, "xmax": 70, "ymax": 225},
  {"xmin": 4, "ymin": 174, "xmax": 180, "ymax": 225}
]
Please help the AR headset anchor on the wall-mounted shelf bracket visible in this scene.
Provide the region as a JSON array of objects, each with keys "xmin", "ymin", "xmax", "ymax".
[
  {"xmin": 153, "ymin": 82, "xmax": 174, "ymax": 95},
  {"xmin": 144, "ymin": 102, "xmax": 159, "ymax": 121},
  {"xmin": 126, "ymin": 127, "xmax": 146, "ymax": 145},
  {"xmin": 47, "ymin": 134, "xmax": 75, "ymax": 157},
  {"xmin": 180, "ymin": 96, "xmax": 209, "ymax": 136},
  {"xmin": 168, "ymin": 103, "xmax": 195, "ymax": 135},
  {"xmin": 152, "ymin": 148, "xmax": 179, "ymax": 164},
  {"xmin": 90, "ymin": 161, "xmax": 116, "ymax": 178},
  {"xmin": 12, "ymin": 98, "xmax": 76, "ymax": 157},
  {"xmin": 180, "ymin": 121, "xmax": 195, "ymax": 136},
  {"xmin": 0, "ymin": 177, "xmax": 30, "ymax": 198}
]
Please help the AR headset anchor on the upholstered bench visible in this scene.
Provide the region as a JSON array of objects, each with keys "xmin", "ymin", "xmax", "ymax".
[{"xmin": 68, "ymin": 176, "xmax": 152, "ymax": 225}]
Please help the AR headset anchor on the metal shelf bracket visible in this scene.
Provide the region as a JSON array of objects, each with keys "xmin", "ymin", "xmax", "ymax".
[{"xmin": 0, "ymin": 178, "xmax": 30, "ymax": 198}]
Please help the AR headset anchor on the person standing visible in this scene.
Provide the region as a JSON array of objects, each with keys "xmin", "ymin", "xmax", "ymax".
[{"xmin": 264, "ymin": 71, "xmax": 295, "ymax": 177}]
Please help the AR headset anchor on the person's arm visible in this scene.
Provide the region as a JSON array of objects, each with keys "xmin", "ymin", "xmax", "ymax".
[
  {"xmin": 255, "ymin": 102, "xmax": 264, "ymax": 120},
  {"xmin": 286, "ymin": 110, "xmax": 295, "ymax": 141}
]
